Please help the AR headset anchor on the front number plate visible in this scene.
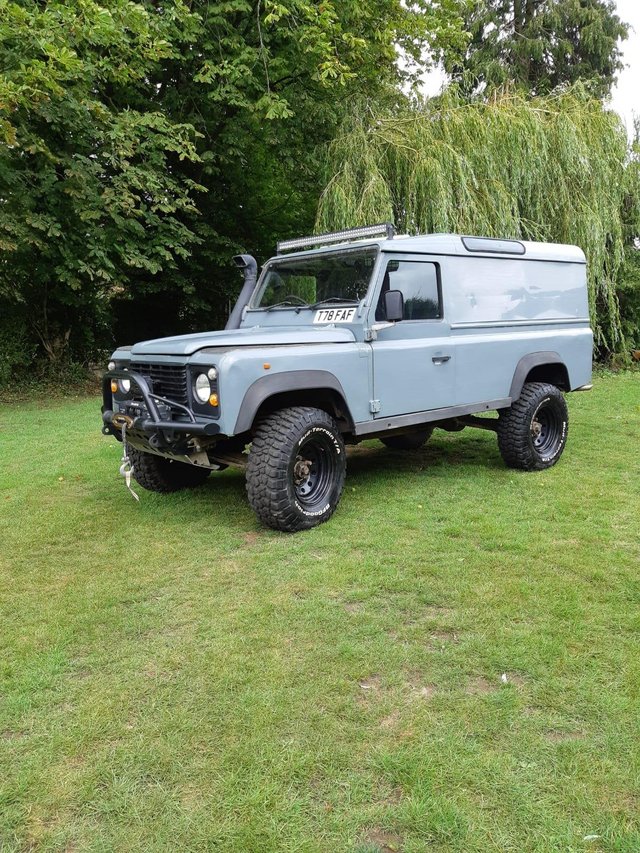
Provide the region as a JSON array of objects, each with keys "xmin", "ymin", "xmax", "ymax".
[{"xmin": 313, "ymin": 307, "xmax": 357, "ymax": 324}]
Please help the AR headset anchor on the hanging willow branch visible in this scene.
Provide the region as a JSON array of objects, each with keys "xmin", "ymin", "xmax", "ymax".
[{"xmin": 317, "ymin": 86, "xmax": 634, "ymax": 354}]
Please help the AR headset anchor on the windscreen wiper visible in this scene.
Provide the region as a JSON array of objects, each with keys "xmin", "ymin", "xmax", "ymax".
[
  {"xmin": 265, "ymin": 295, "xmax": 309, "ymax": 311},
  {"xmin": 309, "ymin": 297, "xmax": 360, "ymax": 310}
]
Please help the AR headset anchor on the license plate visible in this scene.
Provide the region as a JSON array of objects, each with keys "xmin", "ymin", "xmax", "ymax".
[{"xmin": 313, "ymin": 307, "xmax": 357, "ymax": 324}]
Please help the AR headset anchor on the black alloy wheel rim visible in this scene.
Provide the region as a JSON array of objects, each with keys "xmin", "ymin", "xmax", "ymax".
[
  {"xmin": 292, "ymin": 434, "xmax": 338, "ymax": 511},
  {"xmin": 531, "ymin": 402, "xmax": 563, "ymax": 455}
]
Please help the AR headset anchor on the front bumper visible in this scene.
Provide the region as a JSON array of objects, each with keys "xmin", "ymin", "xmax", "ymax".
[{"xmin": 101, "ymin": 369, "xmax": 221, "ymax": 443}]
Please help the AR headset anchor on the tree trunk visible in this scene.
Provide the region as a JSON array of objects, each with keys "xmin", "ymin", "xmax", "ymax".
[{"xmin": 34, "ymin": 293, "xmax": 71, "ymax": 362}]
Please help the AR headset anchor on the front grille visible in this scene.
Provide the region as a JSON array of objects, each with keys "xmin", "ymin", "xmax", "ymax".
[{"xmin": 131, "ymin": 362, "xmax": 188, "ymax": 407}]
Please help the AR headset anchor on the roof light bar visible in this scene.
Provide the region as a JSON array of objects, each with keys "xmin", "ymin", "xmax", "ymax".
[{"xmin": 277, "ymin": 223, "xmax": 395, "ymax": 254}]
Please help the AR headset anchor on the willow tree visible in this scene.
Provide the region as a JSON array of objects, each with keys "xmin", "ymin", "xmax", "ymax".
[{"xmin": 317, "ymin": 87, "xmax": 636, "ymax": 355}]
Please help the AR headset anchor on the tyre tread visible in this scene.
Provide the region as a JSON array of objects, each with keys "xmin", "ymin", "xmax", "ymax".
[
  {"xmin": 246, "ymin": 406, "xmax": 345, "ymax": 532},
  {"xmin": 497, "ymin": 382, "xmax": 568, "ymax": 471}
]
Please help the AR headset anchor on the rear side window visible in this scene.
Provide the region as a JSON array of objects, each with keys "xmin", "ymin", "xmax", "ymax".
[{"xmin": 376, "ymin": 260, "xmax": 442, "ymax": 321}]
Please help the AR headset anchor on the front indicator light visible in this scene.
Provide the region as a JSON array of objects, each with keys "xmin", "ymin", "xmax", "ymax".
[
  {"xmin": 111, "ymin": 380, "xmax": 118, "ymax": 393},
  {"xmin": 209, "ymin": 393, "xmax": 219, "ymax": 407}
]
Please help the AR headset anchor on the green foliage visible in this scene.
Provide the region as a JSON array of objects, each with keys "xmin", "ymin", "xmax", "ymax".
[
  {"xmin": 1, "ymin": 1, "xmax": 633, "ymax": 366},
  {"xmin": 618, "ymin": 252, "xmax": 640, "ymax": 348},
  {"xmin": 142, "ymin": 0, "xmax": 470, "ymax": 329},
  {"xmin": 0, "ymin": 0, "xmax": 204, "ymax": 361},
  {"xmin": 0, "ymin": 308, "xmax": 34, "ymax": 386},
  {"xmin": 446, "ymin": 0, "xmax": 628, "ymax": 97},
  {"xmin": 0, "ymin": 0, "xmax": 468, "ymax": 368},
  {"xmin": 317, "ymin": 87, "xmax": 637, "ymax": 355},
  {"xmin": 616, "ymin": 122, "xmax": 640, "ymax": 351}
]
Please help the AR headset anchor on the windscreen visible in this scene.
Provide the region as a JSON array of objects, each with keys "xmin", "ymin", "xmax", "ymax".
[{"xmin": 253, "ymin": 248, "xmax": 377, "ymax": 310}]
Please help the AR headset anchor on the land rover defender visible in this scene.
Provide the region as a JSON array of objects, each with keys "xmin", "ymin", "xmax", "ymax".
[{"xmin": 102, "ymin": 224, "xmax": 593, "ymax": 531}]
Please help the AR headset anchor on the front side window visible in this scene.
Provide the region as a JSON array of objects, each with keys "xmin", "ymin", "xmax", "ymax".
[
  {"xmin": 253, "ymin": 248, "xmax": 377, "ymax": 310},
  {"xmin": 375, "ymin": 260, "xmax": 442, "ymax": 321}
]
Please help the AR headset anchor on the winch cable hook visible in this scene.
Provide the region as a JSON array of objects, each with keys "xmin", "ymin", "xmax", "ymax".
[{"xmin": 118, "ymin": 420, "xmax": 140, "ymax": 502}]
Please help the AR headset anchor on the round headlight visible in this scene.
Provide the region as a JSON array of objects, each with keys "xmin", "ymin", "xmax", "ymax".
[
  {"xmin": 207, "ymin": 367, "xmax": 218, "ymax": 381},
  {"xmin": 108, "ymin": 361, "xmax": 116, "ymax": 371},
  {"xmin": 194, "ymin": 373, "xmax": 210, "ymax": 403},
  {"xmin": 119, "ymin": 378, "xmax": 131, "ymax": 394}
]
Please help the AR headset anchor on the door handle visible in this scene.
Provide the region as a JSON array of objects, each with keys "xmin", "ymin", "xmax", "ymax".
[{"xmin": 432, "ymin": 355, "xmax": 451, "ymax": 364}]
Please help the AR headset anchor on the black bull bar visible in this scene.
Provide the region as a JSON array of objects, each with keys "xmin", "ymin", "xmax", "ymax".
[{"xmin": 101, "ymin": 370, "xmax": 220, "ymax": 439}]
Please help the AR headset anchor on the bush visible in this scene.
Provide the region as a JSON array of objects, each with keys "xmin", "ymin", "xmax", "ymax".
[
  {"xmin": 618, "ymin": 251, "xmax": 640, "ymax": 349},
  {"xmin": 0, "ymin": 310, "xmax": 36, "ymax": 386}
]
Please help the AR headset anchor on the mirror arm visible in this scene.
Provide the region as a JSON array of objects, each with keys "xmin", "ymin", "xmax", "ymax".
[{"xmin": 365, "ymin": 322, "xmax": 396, "ymax": 341}]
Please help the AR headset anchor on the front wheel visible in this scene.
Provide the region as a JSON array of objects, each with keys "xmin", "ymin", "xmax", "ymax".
[
  {"xmin": 246, "ymin": 407, "xmax": 346, "ymax": 532},
  {"xmin": 497, "ymin": 382, "xmax": 568, "ymax": 471}
]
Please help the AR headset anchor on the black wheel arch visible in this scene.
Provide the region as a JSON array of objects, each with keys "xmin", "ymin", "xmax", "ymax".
[
  {"xmin": 509, "ymin": 352, "xmax": 570, "ymax": 401},
  {"xmin": 234, "ymin": 370, "xmax": 355, "ymax": 435}
]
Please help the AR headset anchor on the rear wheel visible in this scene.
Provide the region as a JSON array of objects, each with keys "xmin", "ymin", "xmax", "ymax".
[
  {"xmin": 497, "ymin": 382, "xmax": 568, "ymax": 470},
  {"xmin": 246, "ymin": 407, "xmax": 346, "ymax": 532},
  {"xmin": 128, "ymin": 446, "xmax": 211, "ymax": 492},
  {"xmin": 381, "ymin": 427, "xmax": 433, "ymax": 451}
]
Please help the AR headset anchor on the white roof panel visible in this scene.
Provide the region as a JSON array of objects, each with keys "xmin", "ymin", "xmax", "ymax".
[
  {"xmin": 273, "ymin": 232, "xmax": 586, "ymax": 264},
  {"xmin": 381, "ymin": 234, "xmax": 586, "ymax": 264}
]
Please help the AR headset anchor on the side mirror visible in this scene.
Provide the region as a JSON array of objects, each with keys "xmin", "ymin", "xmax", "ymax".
[{"xmin": 384, "ymin": 289, "xmax": 404, "ymax": 322}]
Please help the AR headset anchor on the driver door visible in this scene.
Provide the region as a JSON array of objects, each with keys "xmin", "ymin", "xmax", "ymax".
[{"xmin": 370, "ymin": 255, "xmax": 455, "ymax": 418}]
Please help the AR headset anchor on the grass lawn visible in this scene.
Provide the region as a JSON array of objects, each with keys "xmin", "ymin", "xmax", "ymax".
[{"xmin": 0, "ymin": 372, "xmax": 638, "ymax": 852}]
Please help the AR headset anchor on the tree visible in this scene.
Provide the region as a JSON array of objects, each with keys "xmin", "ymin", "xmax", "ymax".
[
  {"xmin": 0, "ymin": 0, "xmax": 469, "ymax": 369},
  {"xmin": 317, "ymin": 87, "xmax": 637, "ymax": 356},
  {"xmin": 0, "ymin": 0, "xmax": 204, "ymax": 362},
  {"xmin": 618, "ymin": 122, "xmax": 640, "ymax": 351},
  {"xmin": 446, "ymin": 0, "xmax": 628, "ymax": 97},
  {"xmin": 112, "ymin": 0, "xmax": 471, "ymax": 334}
]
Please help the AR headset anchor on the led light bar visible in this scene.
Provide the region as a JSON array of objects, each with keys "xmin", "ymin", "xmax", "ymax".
[{"xmin": 277, "ymin": 223, "xmax": 395, "ymax": 254}]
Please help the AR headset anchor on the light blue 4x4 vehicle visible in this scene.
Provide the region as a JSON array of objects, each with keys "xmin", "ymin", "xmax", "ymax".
[{"xmin": 102, "ymin": 224, "xmax": 593, "ymax": 531}]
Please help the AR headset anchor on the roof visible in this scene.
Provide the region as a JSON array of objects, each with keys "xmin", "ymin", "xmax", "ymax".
[{"xmin": 274, "ymin": 233, "xmax": 586, "ymax": 265}]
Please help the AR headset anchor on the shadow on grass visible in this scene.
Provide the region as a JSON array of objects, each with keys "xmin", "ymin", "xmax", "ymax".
[
  {"xmin": 102, "ymin": 429, "xmax": 507, "ymax": 534},
  {"xmin": 346, "ymin": 430, "xmax": 504, "ymax": 478},
  {"xmin": 127, "ymin": 433, "xmax": 504, "ymax": 531}
]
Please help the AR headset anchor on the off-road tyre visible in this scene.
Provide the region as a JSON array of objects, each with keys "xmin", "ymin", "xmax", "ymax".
[
  {"xmin": 128, "ymin": 446, "xmax": 211, "ymax": 493},
  {"xmin": 497, "ymin": 382, "xmax": 568, "ymax": 471},
  {"xmin": 246, "ymin": 407, "xmax": 346, "ymax": 532},
  {"xmin": 381, "ymin": 427, "xmax": 433, "ymax": 451}
]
